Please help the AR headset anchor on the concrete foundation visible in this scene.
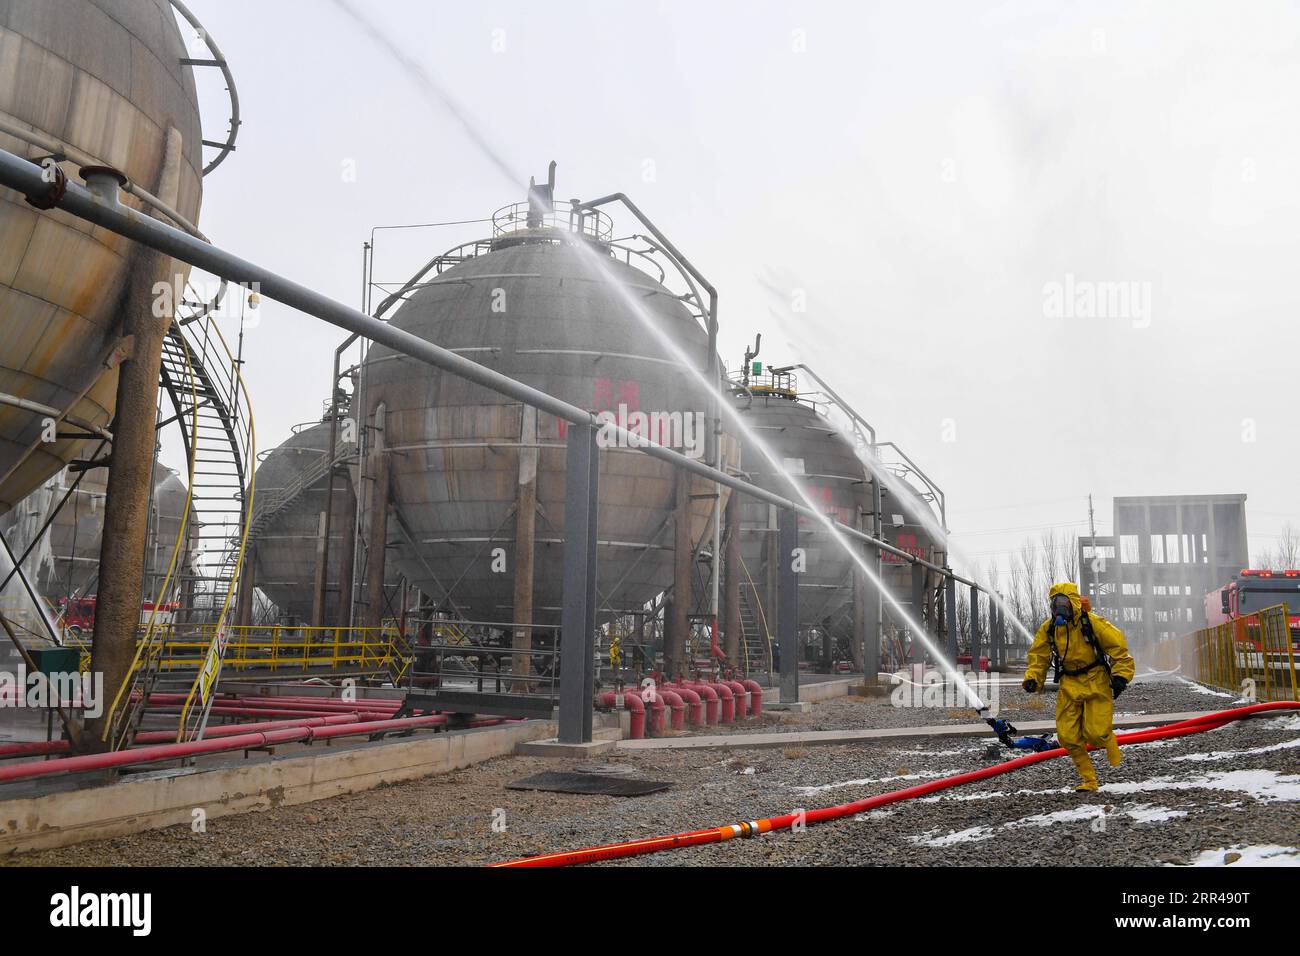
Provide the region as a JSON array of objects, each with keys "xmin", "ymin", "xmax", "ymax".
[{"xmin": 0, "ymin": 719, "xmax": 555, "ymax": 856}]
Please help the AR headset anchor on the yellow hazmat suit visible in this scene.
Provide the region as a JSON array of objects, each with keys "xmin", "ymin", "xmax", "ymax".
[{"xmin": 1024, "ymin": 583, "xmax": 1136, "ymax": 791}]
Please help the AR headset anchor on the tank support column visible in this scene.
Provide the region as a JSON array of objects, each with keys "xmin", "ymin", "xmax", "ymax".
[
  {"xmin": 944, "ymin": 568, "xmax": 959, "ymax": 663},
  {"xmin": 361, "ymin": 403, "xmax": 390, "ymax": 629},
  {"xmin": 86, "ymin": 129, "xmax": 184, "ymax": 748},
  {"xmin": 336, "ymin": 482, "xmax": 357, "ymax": 629},
  {"xmin": 511, "ymin": 406, "xmax": 538, "ymax": 692},
  {"xmin": 310, "ymin": 509, "xmax": 329, "ymax": 628},
  {"xmin": 235, "ymin": 543, "xmax": 255, "ymax": 627},
  {"xmin": 764, "ymin": 504, "xmax": 779, "ymax": 669},
  {"xmin": 853, "ymin": 508, "xmax": 879, "ymax": 679},
  {"xmin": 722, "ymin": 480, "xmax": 741, "ymax": 668},
  {"xmin": 778, "ymin": 507, "xmax": 799, "ymax": 704},
  {"xmin": 969, "ymin": 583, "xmax": 981, "ymax": 671},
  {"xmin": 665, "ymin": 470, "xmax": 691, "ymax": 680},
  {"xmin": 993, "ymin": 599, "xmax": 1004, "ymax": 670},
  {"xmin": 911, "ymin": 562, "xmax": 926, "ymax": 663},
  {"xmin": 558, "ymin": 423, "xmax": 598, "ymax": 744}
]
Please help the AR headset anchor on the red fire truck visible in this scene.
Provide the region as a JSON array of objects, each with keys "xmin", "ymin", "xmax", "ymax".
[
  {"xmin": 1203, "ymin": 569, "xmax": 1300, "ymax": 660},
  {"xmin": 58, "ymin": 596, "xmax": 180, "ymax": 636}
]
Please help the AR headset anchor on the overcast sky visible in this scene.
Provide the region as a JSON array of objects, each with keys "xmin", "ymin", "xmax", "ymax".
[{"xmin": 167, "ymin": 0, "xmax": 1300, "ymax": 583}]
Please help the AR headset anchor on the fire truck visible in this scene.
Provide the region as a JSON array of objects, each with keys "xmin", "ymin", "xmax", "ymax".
[
  {"xmin": 58, "ymin": 596, "xmax": 179, "ymax": 636},
  {"xmin": 1203, "ymin": 569, "xmax": 1300, "ymax": 662}
]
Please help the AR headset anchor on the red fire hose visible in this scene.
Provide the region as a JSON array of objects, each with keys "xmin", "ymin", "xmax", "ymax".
[{"xmin": 490, "ymin": 701, "xmax": 1300, "ymax": 868}]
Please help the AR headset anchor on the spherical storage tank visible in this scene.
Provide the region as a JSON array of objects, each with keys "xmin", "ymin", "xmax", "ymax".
[
  {"xmin": 250, "ymin": 419, "xmax": 357, "ymax": 623},
  {"xmin": 730, "ymin": 380, "xmax": 872, "ymax": 637},
  {"xmin": 359, "ymin": 204, "xmax": 727, "ymax": 624},
  {"xmin": 0, "ymin": 0, "xmax": 205, "ymax": 514},
  {"xmin": 0, "ymin": 459, "xmax": 197, "ymax": 601}
]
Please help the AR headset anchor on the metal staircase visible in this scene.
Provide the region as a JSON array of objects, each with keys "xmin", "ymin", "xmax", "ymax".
[
  {"xmin": 103, "ymin": 290, "xmax": 255, "ymax": 749},
  {"xmin": 737, "ymin": 554, "xmax": 771, "ymax": 678},
  {"xmin": 246, "ymin": 428, "xmax": 353, "ymax": 541}
]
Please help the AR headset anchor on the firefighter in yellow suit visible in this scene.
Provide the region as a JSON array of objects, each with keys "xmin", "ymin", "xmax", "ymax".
[{"xmin": 1023, "ymin": 582, "xmax": 1136, "ymax": 791}]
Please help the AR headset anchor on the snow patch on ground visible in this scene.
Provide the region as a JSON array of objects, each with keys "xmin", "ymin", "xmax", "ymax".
[
  {"xmin": 1101, "ymin": 769, "xmax": 1300, "ymax": 802},
  {"xmin": 908, "ymin": 801, "xmax": 1188, "ymax": 847},
  {"xmin": 1262, "ymin": 713, "xmax": 1300, "ymax": 732},
  {"xmin": 888, "ymin": 748, "xmax": 973, "ymax": 758},
  {"xmin": 1181, "ymin": 844, "xmax": 1300, "ymax": 867},
  {"xmin": 916, "ymin": 790, "xmax": 1009, "ymax": 803},
  {"xmin": 1174, "ymin": 677, "xmax": 1240, "ymax": 700},
  {"xmin": 852, "ymin": 809, "xmax": 895, "ymax": 821},
  {"xmin": 792, "ymin": 769, "xmax": 962, "ymax": 795},
  {"xmin": 1123, "ymin": 803, "xmax": 1189, "ymax": 823},
  {"xmin": 1170, "ymin": 737, "xmax": 1300, "ymax": 762}
]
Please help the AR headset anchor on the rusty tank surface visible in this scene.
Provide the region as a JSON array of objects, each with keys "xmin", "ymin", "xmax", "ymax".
[
  {"xmin": 0, "ymin": 0, "xmax": 205, "ymax": 514},
  {"xmin": 357, "ymin": 195, "xmax": 729, "ymax": 625}
]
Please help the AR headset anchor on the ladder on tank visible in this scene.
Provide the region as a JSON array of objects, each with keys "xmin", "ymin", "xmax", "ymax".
[
  {"xmin": 103, "ymin": 290, "xmax": 255, "ymax": 749},
  {"xmin": 737, "ymin": 555, "xmax": 772, "ymax": 679}
]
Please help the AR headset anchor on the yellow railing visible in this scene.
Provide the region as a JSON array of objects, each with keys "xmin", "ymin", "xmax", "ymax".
[
  {"xmin": 70, "ymin": 625, "xmax": 413, "ymax": 683},
  {"xmin": 1172, "ymin": 603, "xmax": 1298, "ymax": 702},
  {"xmin": 178, "ymin": 315, "xmax": 256, "ymax": 741},
  {"xmin": 737, "ymin": 552, "xmax": 773, "ymax": 675}
]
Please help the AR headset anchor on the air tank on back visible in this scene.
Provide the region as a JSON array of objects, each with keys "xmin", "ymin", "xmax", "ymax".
[
  {"xmin": 0, "ymin": 0, "xmax": 205, "ymax": 513},
  {"xmin": 358, "ymin": 175, "xmax": 726, "ymax": 624},
  {"xmin": 728, "ymin": 364, "xmax": 872, "ymax": 651}
]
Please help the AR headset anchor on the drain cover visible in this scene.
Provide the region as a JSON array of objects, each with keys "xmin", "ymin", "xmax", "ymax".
[{"xmin": 506, "ymin": 771, "xmax": 673, "ymax": 797}]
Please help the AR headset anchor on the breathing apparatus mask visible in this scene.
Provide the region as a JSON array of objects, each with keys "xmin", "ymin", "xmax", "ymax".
[{"xmin": 1051, "ymin": 594, "xmax": 1074, "ymax": 626}]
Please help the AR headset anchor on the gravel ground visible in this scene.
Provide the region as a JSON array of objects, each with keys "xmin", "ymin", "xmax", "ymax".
[{"xmin": 5, "ymin": 677, "xmax": 1295, "ymax": 868}]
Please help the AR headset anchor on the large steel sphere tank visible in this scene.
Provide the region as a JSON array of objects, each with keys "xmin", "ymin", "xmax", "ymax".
[
  {"xmin": 250, "ymin": 419, "xmax": 357, "ymax": 623},
  {"xmin": 879, "ymin": 478, "xmax": 943, "ymax": 617},
  {"xmin": 0, "ymin": 0, "xmax": 205, "ymax": 514},
  {"xmin": 0, "ymin": 458, "xmax": 197, "ymax": 601},
  {"xmin": 359, "ymin": 206, "xmax": 725, "ymax": 624},
  {"xmin": 730, "ymin": 372, "xmax": 872, "ymax": 636}
]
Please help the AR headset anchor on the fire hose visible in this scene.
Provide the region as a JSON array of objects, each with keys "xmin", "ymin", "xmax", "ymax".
[{"xmin": 490, "ymin": 701, "xmax": 1299, "ymax": 867}]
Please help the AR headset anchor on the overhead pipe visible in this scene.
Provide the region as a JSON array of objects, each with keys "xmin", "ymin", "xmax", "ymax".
[
  {"xmin": 0, "ymin": 146, "xmax": 986, "ymax": 602},
  {"xmin": 492, "ymin": 701, "xmax": 1300, "ymax": 866}
]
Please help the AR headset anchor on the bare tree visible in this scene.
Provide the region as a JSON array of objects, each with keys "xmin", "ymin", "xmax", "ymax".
[{"xmin": 1256, "ymin": 522, "xmax": 1300, "ymax": 570}]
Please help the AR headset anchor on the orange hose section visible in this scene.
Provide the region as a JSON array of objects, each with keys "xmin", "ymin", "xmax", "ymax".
[{"xmin": 490, "ymin": 701, "xmax": 1299, "ymax": 867}]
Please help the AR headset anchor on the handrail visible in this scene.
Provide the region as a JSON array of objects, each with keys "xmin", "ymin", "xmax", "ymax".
[
  {"xmin": 736, "ymin": 551, "xmax": 773, "ymax": 676},
  {"xmin": 102, "ymin": 329, "xmax": 200, "ymax": 749},
  {"xmin": 175, "ymin": 316, "xmax": 256, "ymax": 741},
  {"xmin": 169, "ymin": 0, "xmax": 241, "ymax": 176}
]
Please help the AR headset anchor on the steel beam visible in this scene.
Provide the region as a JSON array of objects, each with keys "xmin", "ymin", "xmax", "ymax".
[
  {"xmin": 558, "ymin": 424, "xmax": 598, "ymax": 744},
  {"xmin": 945, "ymin": 567, "xmax": 958, "ymax": 661},
  {"xmin": 778, "ymin": 508, "xmax": 799, "ymax": 704}
]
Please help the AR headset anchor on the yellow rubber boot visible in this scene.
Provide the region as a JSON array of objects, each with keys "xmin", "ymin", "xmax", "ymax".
[
  {"xmin": 1104, "ymin": 733, "xmax": 1122, "ymax": 768},
  {"xmin": 1069, "ymin": 749, "xmax": 1099, "ymax": 791}
]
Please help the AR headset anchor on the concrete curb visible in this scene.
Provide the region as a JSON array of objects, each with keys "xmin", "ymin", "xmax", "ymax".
[
  {"xmin": 0, "ymin": 719, "xmax": 555, "ymax": 855},
  {"xmin": 613, "ymin": 712, "xmax": 1207, "ymax": 752}
]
